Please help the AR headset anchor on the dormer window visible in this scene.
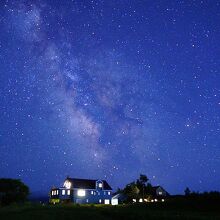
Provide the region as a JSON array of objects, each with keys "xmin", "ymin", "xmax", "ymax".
[
  {"xmin": 63, "ymin": 180, "xmax": 71, "ymax": 189},
  {"xmin": 96, "ymin": 180, "xmax": 103, "ymax": 189}
]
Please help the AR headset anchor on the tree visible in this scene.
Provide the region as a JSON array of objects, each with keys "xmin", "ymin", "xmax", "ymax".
[
  {"xmin": 138, "ymin": 174, "xmax": 149, "ymax": 200},
  {"xmin": 123, "ymin": 182, "xmax": 140, "ymax": 202},
  {"xmin": 0, "ymin": 178, "xmax": 29, "ymax": 206},
  {"xmin": 184, "ymin": 187, "xmax": 191, "ymax": 196},
  {"xmin": 139, "ymin": 174, "xmax": 149, "ymax": 185}
]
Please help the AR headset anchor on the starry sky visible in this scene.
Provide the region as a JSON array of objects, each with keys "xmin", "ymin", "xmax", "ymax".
[{"xmin": 0, "ymin": 0, "xmax": 220, "ymax": 195}]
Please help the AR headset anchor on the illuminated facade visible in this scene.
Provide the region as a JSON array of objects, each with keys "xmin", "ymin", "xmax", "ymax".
[{"xmin": 49, "ymin": 177, "xmax": 112, "ymax": 204}]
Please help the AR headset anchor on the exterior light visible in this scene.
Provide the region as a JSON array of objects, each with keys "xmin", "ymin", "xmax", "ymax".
[
  {"xmin": 139, "ymin": 198, "xmax": 143, "ymax": 202},
  {"xmin": 154, "ymin": 199, "xmax": 158, "ymax": 202},
  {"xmin": 162, "ymin": 199, "xmax": 165, "ymax": 202},
  {"xmin": 77, "ymin": 189, "xmax": 86, "ymax": 197}
]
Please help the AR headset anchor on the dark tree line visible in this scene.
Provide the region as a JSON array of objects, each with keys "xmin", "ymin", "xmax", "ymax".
[
  {"xmin": 184, "ymin": 187, "xmax": 220, "ymax": 200},
  {"xmin": 0, "ymin": 178, "xmax": 29, "ymax": 206}
]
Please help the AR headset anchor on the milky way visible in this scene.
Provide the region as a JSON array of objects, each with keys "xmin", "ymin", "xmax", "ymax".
[{"xmin": 0, "ymin": 0, "xmax": 220, "ymax": 194}]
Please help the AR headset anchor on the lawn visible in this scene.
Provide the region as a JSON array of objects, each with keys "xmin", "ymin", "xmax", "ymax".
[{"xmin": 0, "ymin": 201, "xmax": 220, "ymax": 220}]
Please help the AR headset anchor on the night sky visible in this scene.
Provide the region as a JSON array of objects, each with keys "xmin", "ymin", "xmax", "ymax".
[{"xmin": 0, "ymin": 0, "xmax": 220, "ymax": 195}]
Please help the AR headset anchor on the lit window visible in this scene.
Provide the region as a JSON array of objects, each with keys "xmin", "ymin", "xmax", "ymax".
[
  {"xmin": 99, "ymin": 199, "xmax": 102, "ymax": 203},
  {"xmin": 132, "ymin": 199, "xmax": 136, "ymax": 203},
  {"xmin": 139, "ymin": 198, "xmax": 143, "ymax": 202},
  {"xmin": 86, "ymin": 199, "xmax": 89, "ymax": 203},
  {"xmin": 158, "ymin": 191, "xmax": 162, "ymax": 195},
  {"xmin": 67, "ymin": 190, "xmax": 70, "ymax": 195},
  {"xmin": 98, "ymin": 183, "xmax": 102, "ymax": 188},
  {"xmin": 57, "ymin": 190, "xmax": 59, "ymax": 195},
  {"xmin": 77, "ymin": 189, "xmax": 86, "ymax": 197},
  {"xmin": 154, "ymin": 199, "xmax": 157, "ymax": 202},
  {"xmin": 104, "ymin": 199, "xmax": 110, "ymax": 204},
  {"xmin": 162, "ymin": 199, "xmax": 165, "ymax": 202},
  {"xmin": 54, "ymin": 191, "xmax": 56, "ymax": 195},
  {"xmin": 108, "ymin": 192, "xmax": 110, "ymax": 195},
  {"xmin": 62, "ymin": 190, "xmax": 65, "ymax": 195},
  {"xmin": 63, "ymin": 180, "xmax": 71, "ymax": 189},
  {"xmin": 51, "ymin": 191, "xmax": 54, "ymax": 196},
  {"xmin": 91, "ymin": 191, "xmax": 93, "ymax": 195}
]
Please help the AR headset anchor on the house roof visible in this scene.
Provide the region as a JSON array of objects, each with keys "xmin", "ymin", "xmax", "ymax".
[
  {"xmin": 151, "ymin": 186, "xmax": 169, "ymax": 196},
  {"xmin": 112, "ymin": 193, "xmax": 127, "ymax": 200},
  {"xmin": 65, "ymin": 177, "xmax": 112, "ymax": 190}
]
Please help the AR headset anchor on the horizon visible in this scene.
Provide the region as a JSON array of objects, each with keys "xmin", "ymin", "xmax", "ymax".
[{"xmin": 1, "ymin": 0, "xmax": 220, "ymax": 196}]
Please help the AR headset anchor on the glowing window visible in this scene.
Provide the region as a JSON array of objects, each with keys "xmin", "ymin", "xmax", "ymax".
[
  {"xmin": 62, "ymin": 190, "xmax": 65, "ymax": 195},
  {"xmin": 98, "ymin": 183, "xmax": 102, "ymax": 188},
  {"xmin": 51, "ymin": 191, "xmax": 54, "ymax": 196},
  {"xmin": 99, "ymin": 199, "xmax": 102, "ymax": 203},
  {"xmin": 86, "ymin": 199, "xmax": 89, "ymax": 203},
  {"xmin": 108, "ymin": 192, "xmax": 110, "ymax": 195},
  {"xmin": 91, "ymin": 191, "xmax": 93, "ymax": 195},
  {"xmin": 67, "ymin": 190, "xmax": 70, "ymax": 195},
  {"xmin": 104, "ymin": 199, "xmax": 110, "ymax": 204},
  {"xmin": 77, "ymin": 189, "xmax": 86, "ymax": 197},
  {"xmin": 158, "ymin": 191, "xmax": 162, "ymax": 195},
  {"xmin": 63, "ymin": 180, "xmax": 71, "ymax": 189},
  {"xmin": 57, "ymin": 190, "xmax": 59, "ymax": 195}
]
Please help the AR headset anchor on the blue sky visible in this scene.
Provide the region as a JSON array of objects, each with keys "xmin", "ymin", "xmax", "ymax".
[{"xmin": 0, "ymin": 0, "xmax": 220, "ymax": 195}]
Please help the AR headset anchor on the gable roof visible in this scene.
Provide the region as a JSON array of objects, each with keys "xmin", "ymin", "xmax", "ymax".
[
  {"xmin": 65, "ymin": 177, "xmax": 112, "ymax": 190},
  {"xmin": 151, "ymin": 186, "xmax": 169, "ymax": 196}
]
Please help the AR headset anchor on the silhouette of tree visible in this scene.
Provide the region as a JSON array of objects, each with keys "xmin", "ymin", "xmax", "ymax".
[
  {"xmin": 123, "ymin": 182, "xmax": 140, "ymax": 202},
  {"xmin": 0, "ymin": 178, "xmax": 29, "ymax": 206},
  {"xmin": 184, "ymin": 187, "xmax": 191, "ymax": 196},
  {"xmin": 139, "ymin": 174, "xmax": 149, "ymax": 200}
]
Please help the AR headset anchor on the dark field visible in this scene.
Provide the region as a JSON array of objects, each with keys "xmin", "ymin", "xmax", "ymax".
[{"xmin": 0, "ymin": 200, "xmax": 220, "ymax": 220}]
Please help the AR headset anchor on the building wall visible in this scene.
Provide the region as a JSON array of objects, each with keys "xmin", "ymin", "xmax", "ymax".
[
  {"xmin": 51, "ymin": 188, "xmax": 112, "ymax": 204},
  {"xmin": 73, "ymin": 188, "xmax": 112, "ymax": 204}
]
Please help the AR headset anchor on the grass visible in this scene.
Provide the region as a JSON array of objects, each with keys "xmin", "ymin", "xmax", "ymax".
[{"xmin": 0, "ymin": 201, "xmax": 220, "ymax": 220}]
